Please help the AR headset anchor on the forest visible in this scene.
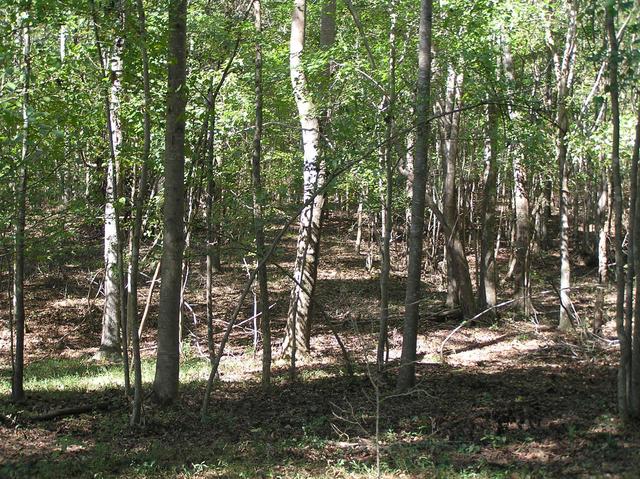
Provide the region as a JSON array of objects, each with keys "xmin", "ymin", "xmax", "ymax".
[{"xmin": 1, "ymin": 0, "xmax": 640, "ymax": 477}]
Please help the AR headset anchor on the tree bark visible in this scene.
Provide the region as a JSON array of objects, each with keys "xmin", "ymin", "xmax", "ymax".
[
  {"xmin": 606, "ymin": 2, "xmax": 629, "ymax": 421},
  {"xmin": 95, "ymin": 7, "xmax": 125, "ymax": 361},
  {"xmin": 377, "ymin": 0, "xmax": 397, "ymax": 369},
  {"xmin": 397, "ymin": 0, "xmax": 432, "ymax": 393},
  {"xmin": 478, "ymin": 101, "xmax": 498, "ymax": 311},
  {"xmin": 594, "ymin": 167, "xmax": 609, "ymax": 334},
  {"xmin": 440, "ymin": 66, "xmax": 474, "ymax": 317},
  {"xmin": 129, "ymin": 0, "xmax": 152, "ymax": 425},
  {"xmin": 502, "ymin": 41, "xmax": 531, "ymax": 314},
  {"xmin": 153, "ymin": 0, "xmax": 187, "ymax": 405},
  {"xmin": 630, "ymin": 102, "xmax": 640, "ymax": 416},
  {"xmin": 252, "ymin": 0, "xmax": 271, "ymax": 388},
  {"xmin": 12, "ymin": 15, "xmax": 30, "ymax": 403},
  {"xmin": 281, "ymin": 0, "xmax": 331, "ymax": 359},
  {"xmin": 547, "ymin": 0, "xmax": 578, "ymax": 331}
]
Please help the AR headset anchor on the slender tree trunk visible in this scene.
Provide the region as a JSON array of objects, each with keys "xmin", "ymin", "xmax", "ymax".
[
  {"xmin": 606, "ymin": 2, "xmax": 629, "ymax": 421},
  {"xmin": 547, "ymin": 0, "xmax": 577, "ymax": 331},
  {"xmin": 12, "ymin": 16, "xmax": 30, "ymax": 403},
  {"xmin": 404, "ymin": 131, "xmax": 414, "ymax": 261},
  {"xmin": 440, "ymin": 67, "xmax": 474, "ymax": 317},
  {"xmin": 594, "ymin": 167, "xmax": 609, "ymax": 333},
  {"xmin": 442, "ymin": 67, "xmax": 459, "ymax": 309},
  {"xmin": 281, "ymin": 0, "xmax": 328, "ymax": 358},
  {"xmin": 478, "ymin": 101, "xmax": 498, "ymax": 311},
  {"xmin": 355, "ymin": 196, "xmax": 364, "ymax": 254},
  {"xmin": 252, "ymin": 0, "xmax": 271, "ymax": 388},
  {"xmin": 129, "ymin": 0, "xmax": 152, "ymax": 426},
  {"xmin": 629, "ymin": 103, "xmax": 640, "ymax": 416},
  {"xmin": 205, "ymin": 98, "xmax": 216, "ymax": 365},
  {"xmin": 377, "ymin": 0, "xmax": 397, "ymax": 369},
  {"xmin": 502, "ymin": 41, "xmax": 531, "ymax": 313},
  {"xmin": 153, "ymin": 0, "xmax": 187, "ymax": 405},
  {"xmin": 96, "ymin": 10, "xmax": 125, "ymax": 361},
  {"xmin": 397, "ymin": 0, "xmax": 431, "ymax": 393}
]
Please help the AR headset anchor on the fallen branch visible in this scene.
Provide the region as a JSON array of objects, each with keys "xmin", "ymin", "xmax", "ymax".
[{"xmin": 15, "ymin": 401, "xmax": 116, "ymax": 422}]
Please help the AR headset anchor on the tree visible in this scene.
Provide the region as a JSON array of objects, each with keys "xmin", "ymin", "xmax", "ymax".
[
  {"xmin": 546, "ymin": 0, "xmax": 578, "ymax": 331},
  {"xmin": 605, "ymin": 0, "xmax": 629, "ymax": 421},
  {"xmin": 128, "ymin": 0, "xmax": 153, "ymax": 425},
  {"xmin": 11, "ymin": 8, "xmax": 30, "ymax": 403},
  {"xmin": 92, "ymin": 1, "xmax": 125, "ymax": 362},
  {"xmin": 478, "ymin": 100, "xmax": 498, "ymax": 311},
  {"xmin": 502, "ymin": 39, "xmax": 531, "ymax": 314},
  {"xmin": 252, "ymin": 0, "xmax": 271, "ymax": 388},
  {"xmin": 397, "ymin": 0, "xmax": 432, "ymax": 393},
  {"xmin": 281, "ymin": 0, "xmax": 326, "ymax": 361},
  {"xmin": 153, "ymin": 0, "xmax": 188, "ymax": 404}
]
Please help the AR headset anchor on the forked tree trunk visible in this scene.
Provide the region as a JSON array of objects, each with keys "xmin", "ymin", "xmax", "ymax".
[
  {"xmin": 478, "ymin": 101, "xmax": 498, "ymax": 311},
  {"xmin": 12, "ymin": 16, "xmax": 30, "ymax": 403},
  {"xmin": 502, "ymin": 41, "xmax": 531, "ymax": 313},
  {"xmin": 397, "ymin": 0, "xmax": 431, "ymax": 393},
  {"xmin": 440, "ymin": 67, "xmax": 474, "ymax": 317},
  {"xmin": 153, "ymin": 0, "xmax": 187, "ymax": 405}
]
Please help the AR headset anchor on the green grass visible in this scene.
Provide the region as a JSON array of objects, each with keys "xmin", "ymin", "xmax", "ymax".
[{"xmin": 0, "ymin": 356, "xmax": 214, "ymax": 396}]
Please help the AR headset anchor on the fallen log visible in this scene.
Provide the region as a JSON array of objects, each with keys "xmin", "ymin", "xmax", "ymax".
[
  {"xmin": 17, "ymin": 401, "xmax": 116, "ymax": 422},
  {"xmin": 423, "ymin": 308, "xmax": 463, "ymax": 322}
]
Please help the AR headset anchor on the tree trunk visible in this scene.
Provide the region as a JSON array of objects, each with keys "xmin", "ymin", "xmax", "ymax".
[
  {"xmin": 377, "ymin": 0, "xmax": 397, "ymax": 369},
  {"xmin": 478, "ymin": 101, "xmax": 498, "ymax": 311},
  {"xmin": 153, "ymin": 0, "xmax": 187, "ymax": 405},
  {"xmin": 12, "ymin": 16, "xmax": 30, "ymax": 403},
  {"xmin": 547, "ymin": 0, "xmax": 577, "ymax": 331},
  {"xmin": 606, "ymin": 2, "xmax": 629, "ymax": 421},
  {"xmin": 281, "ymin": 0, "xmax": 329, "ymax": 359},
  {"xmin": 252, "ymin": 0, "xmax": 271, "ymax": 388},
  {"xmin": 397, "ymin": 0, "xmax": 431, "ymax": 393},
  {"xmin": 629, "ymin": 103, "xmax": 640, "ymax": 416},
  {"xmin": 594, "ymin": 168, "xmax": 609, "ymax": 334},
  {"xmin": 129, "ymin": 0, "xmax": 152, "ymax": 426},
  {"xmin": 97, "ymin": 13, "xmax": 125, "ymax": 361},
  {"xmin": 440, "ymin": 67, "xmax": 474, "ymax": 317},
  {"xmin": 502, "ymin": 41, "xmax": 531, "ymax": 313},
  {"xmin": 355, "ymin": 196, "xmax": 363, "ymax": 254}
]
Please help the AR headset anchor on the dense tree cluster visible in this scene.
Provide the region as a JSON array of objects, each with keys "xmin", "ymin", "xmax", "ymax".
[{"xmin": 2, "ymin": 0, "xmax": 640, "ymax": 424}]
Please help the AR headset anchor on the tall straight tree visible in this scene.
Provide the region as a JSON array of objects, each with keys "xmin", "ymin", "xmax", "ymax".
[
  {"xmin": 93, "ymin": 1, "xmax": 125, "ymax": 361},
  {"xmin": 478, "ymin": 99, "xmax": 498, "ymax": 311},
  {"xmin": 502, "ymin": 40, "xmax": 531, "ymax": 313},
  {"xmin": 606, "ymin": 1, "xmax": 629, "ymax": 421},
  {"xmin": 153, "ymin": 0, "xmax": 188, "ymax": 404},
  {"xmin": 397, "ymin": 0, "xmax": 432, "ymax": 393},
  {"xmin": 377, "ymin": 0, "xmax": 397, "ymax": 369},
  {"xmin": 12, "ymin": 10, "xmax": 30, "ymax": 403},
  {"xmin": 631, "ymin": 101, "xmax": 640, "ymax": 416},
  {"xmin": 129, "ymin": 0, "xmax": 152, "ymax": 425},
  {"xmin": 281, "ymin": 0, "xmax": 326, "ymax": 359},
  {"xmin": 546, "ymin": 0, "xmax": 578, "ymax": 331},
  {"xmin": 252, "ymin": 0, "xmax": 271, "ymax": 388}
]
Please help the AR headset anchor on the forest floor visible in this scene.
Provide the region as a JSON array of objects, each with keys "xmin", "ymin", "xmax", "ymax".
[{"xmin": 1, "ymin": 212, "xmax": 639, "ymax": 478}]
